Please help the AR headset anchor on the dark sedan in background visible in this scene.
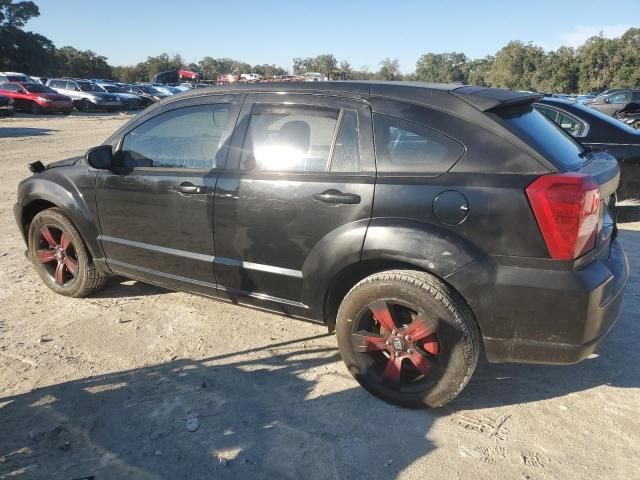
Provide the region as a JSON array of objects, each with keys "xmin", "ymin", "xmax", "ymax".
[
  {"xmin": 536, "ymin": 97, "xmax": 640, "ymax": 201},
  {"xmin": 0, "ymin": 93, "xmax": 14, "ymax": 116}
]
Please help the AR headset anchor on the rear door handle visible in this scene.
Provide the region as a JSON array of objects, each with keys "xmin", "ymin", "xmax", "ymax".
[
  {"xmin": 312, "ymin": 190, "xmax": 361, "ymax": 204},
  {"xmin": 175, "ymin": 182, "xmax": 205, "ymax": 194}
]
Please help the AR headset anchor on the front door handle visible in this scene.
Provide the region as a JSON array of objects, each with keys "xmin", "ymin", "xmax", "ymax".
[
  {"xmin": 312, "ymin": 190, "xmax": 361, "ymax": 205},
  {"xmin": 175, "ymin": 182, "xmax": 205, "ymax": 194}
]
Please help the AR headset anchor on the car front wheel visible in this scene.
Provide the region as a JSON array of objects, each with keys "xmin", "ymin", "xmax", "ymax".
[
  {"xmin": 28, "ymin": 208, "xmax": 107, "ymax": 297},
  {"xmin": 336, "ymin": 270, "xmax": 480, "ymax": 408},
  {"xmin": 30, "ymin": 102, "xmax": 42, "ymax": 114},
  {"xmin": 82, "ymin": 100, "xmax": 94, "ymax": 113}
]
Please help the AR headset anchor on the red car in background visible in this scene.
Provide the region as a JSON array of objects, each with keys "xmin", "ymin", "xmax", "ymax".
[
  {"xmin": 177, "ymin": 67, "xmax": 203, "ymax": 82},
  {"xmin": 0, "ymin": 82, "xmax": 73, "ymax": 114}
]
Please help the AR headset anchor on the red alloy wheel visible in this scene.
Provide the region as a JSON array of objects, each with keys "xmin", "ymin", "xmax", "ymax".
[
  {"xmin": 36, "ymin": 225, "xmax": 79, "ymax": 286},
  {"xmin": 351, "ymin": 300, "xmax": 441, "ymax": 389}
]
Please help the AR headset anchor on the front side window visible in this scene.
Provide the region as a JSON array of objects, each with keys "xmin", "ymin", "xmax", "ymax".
[
  {"xmin": 373, "ymin": 114, "xmax": 465, "ymax": 174},
  {"xmin": 121, "ymin": 104, "xmax": 231, "ymax": 169},
  {"xmin": 240, "ymin": 104, "xmax": 339, "ymax": 172},
  {"xmin": 631, "ymin": 91, "xmax": 640, "ymax": 102}
]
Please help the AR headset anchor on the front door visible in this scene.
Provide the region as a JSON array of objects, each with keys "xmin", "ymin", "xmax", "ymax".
[
  {"xmin": 95, "ymin": 97, "xmax": 241, "ymax": 293},
  {"xmin": 212, "ymin": 93, "xmax": 375, "ymax": 312}
]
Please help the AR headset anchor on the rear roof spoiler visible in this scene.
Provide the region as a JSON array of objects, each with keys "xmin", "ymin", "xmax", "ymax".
[{"xmin": 452, "ymin": 86, "xmax": 543, "ymax": 112}]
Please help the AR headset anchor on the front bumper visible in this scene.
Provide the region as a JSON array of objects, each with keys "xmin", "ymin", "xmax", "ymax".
[
  {"xmin": 0, "ymin": 104, "xmax": 14, "ymax": 115},
  {"xmin": 448, "ymin": 238, "xmax": 629, "ymax": 364},
  {"xmin": 94, "ymin": 101, "xmax": 122, "ymax": 110},
  {"xmin": 42, "ymin": 101, "xmax": 73, "ymax": 112}
]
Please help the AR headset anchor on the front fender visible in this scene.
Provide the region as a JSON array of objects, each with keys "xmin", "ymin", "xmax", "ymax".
[{"xmin": 16, "ymin": 169, "xmax": 105, "ymax": 263}]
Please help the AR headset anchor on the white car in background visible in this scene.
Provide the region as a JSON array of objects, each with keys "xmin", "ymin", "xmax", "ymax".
[
  {"xmin": 0, "ymin": 71, "xmax": 34, "ymax": 83},
  {"xmin": 304, "ymin": 72, "xmax": 327, "ymax": 82},
  {"xmin": 240, "ymin": 73, "xmax": 263, "ymax": 82}
]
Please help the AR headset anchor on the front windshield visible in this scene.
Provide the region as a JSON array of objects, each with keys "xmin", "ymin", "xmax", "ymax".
[
  {"xmin": 138, "ymin": 85, "xmax": 161, "ymax": 94},
  {"xmin": 23, "ymin": 83, "xmax": 56, "ymax": 94},
  {"xmin": 102, "ymin": 85, "xmax": 125, "ymax": 93}
]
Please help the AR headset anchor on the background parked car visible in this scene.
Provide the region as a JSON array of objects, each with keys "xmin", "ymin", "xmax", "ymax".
[
  {"xmin": 536, "ymin": 97, "xmax": 640, "ymax": 201},
  {"xmin": 0, "ymin": 82, "xmax": 73, "ymax": 114},
  {"xmin": 240, "ymin": 73, "xmax": 263, "ymax": 82},
  {"xmin": 216, "ymin": 74, "xmax": 239, "ymax": 85},
  {"xmin": 0, "ymin": 94, "xmax": 14, "ymax": 116},
  {"xmin": 46, "ymin": 78, "xmax": 121, "ymax": 112},
  {"xmin": 93, "ymin": 83, "xmax": 142, "ymax": 110},
  {"xmin": 0, "ymin": 71, "xmax": 33, "ymax": 83},
  {"xmin": 125, "ymin": 84, "xmax": 168, "ymax": 106},
  {"xmin": 584, "ymin": 89, "xmax": 640, "ymax": 116},
  {"xmin": 576, "ymin": 94, "xmax": 596, "ymax": 104},
  {"xmin": 29, "ymin": 76, "xmax": 49, "ymax": 85}
]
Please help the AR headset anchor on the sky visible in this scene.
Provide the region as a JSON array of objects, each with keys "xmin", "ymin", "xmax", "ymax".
[{"xmin": 26, "ymin": 0, "xmax": 640, "ymax": 73}]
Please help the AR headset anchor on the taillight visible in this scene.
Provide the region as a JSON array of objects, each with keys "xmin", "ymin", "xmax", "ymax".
[{"xmin": 526, "ymin": 173, "xmax": 600, "ymax": 260}]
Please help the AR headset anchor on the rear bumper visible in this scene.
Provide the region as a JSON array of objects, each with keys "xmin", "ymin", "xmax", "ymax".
[{"xmin": 447, "ymin": 238, "xmax": 629, "ymax": 364}]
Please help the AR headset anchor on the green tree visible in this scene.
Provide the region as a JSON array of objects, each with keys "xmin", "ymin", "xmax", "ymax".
[
  {"xmin": 415, "ymin": 52, "xmax": 468, "ymax": 83},
  {"xmin": 376, "ymin": 58, "xmax": 401, "ymax": 80},
  {"xmin": 486, "ymin": 41, "xmax": 545, "ymax": 90},
  {"xmin": 463, "ymin": 56, "xmax": 494, "ymax": 86}
]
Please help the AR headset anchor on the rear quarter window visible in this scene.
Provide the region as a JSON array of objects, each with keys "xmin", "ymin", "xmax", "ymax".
[
  {"xmin": 496, "ymin": 104, "xmax": 585, "ymax": 171},
  {"xmin": 373, "ymin": 114, "xmax": 465, "ymax": 175}
]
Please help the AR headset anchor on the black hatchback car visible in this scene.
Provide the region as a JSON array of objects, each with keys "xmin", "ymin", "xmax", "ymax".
[
  {"xmin": 535, "ymin": 97, "xmax": 640, "ymax": 201},
  {"xmin": 14, "ymin": 82, "xmax": 629, "ymax": 408}
]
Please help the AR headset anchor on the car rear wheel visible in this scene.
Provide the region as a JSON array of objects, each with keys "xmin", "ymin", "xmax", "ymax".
[
  {"xmin": 336, "ymin": 270, "xmax": 480, "ymax": 408},
  {"xmin": 28, "ymin": 208, "xmax": 107, "ymax": 297},
  {"xmin": 30, "ymin": 102, "xmax": 42, "ymax": 114}
]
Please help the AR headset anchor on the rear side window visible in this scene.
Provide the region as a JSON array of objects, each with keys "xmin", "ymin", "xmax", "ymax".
[
  {"xmin": 631, "ymin": 91, "xmax": 640, "ymax": 102},
  {"xmin": 121, "ymin": 104, "xmax": 231, "ymax": 169},
  {"xmin": 373, "ymin": 114, "xmax": 465, "ymax": 174},
  {"xmin": 240, "ymin": 104, "xmax": 339, "ymax": 172},
  {"xmin": 497, "ymin": 104, "xmax": 584, "ymax": 170}
]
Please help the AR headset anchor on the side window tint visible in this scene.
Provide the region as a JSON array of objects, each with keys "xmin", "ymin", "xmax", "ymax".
[
  {"xmin": 240, "ymin": 104, "xmax": 339, "ymax": 172},
  {"xmin": 330, "ymin": 110, "xmax": 360, "ymax": 172},
  {"xmin": 373, "ymin": 114, "xmax": 465, "ymax": 174},
  {"xmin": 631, "ymin": 92, "xmax": 640, "ymax": 102},
  {"xmin": 121, "ymin": 104, "xmax": 231, "ymax": 169}
]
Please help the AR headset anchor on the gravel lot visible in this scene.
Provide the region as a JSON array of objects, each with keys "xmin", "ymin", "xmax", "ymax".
[{"xmin": 0, "ymin": 112, "xmax": 639, "ymax": 480}]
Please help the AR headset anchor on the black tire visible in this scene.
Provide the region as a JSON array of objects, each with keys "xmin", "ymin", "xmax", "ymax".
[
  {"xmin": 30, "ymin": 102, "xmax": 42, "ymax": 114},
  {"xmin": 336, "ymin": 270, "xmax": 480, "ymax": 408},
  {"xmin": 28, "ymin": 208, "xmax": 107, "ymax": 298},
  {"xmin": 82, "ymin": 100, "xmax": 94, "ymax": 113}
]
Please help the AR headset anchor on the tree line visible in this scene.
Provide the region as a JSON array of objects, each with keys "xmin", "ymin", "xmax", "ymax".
[{"xmin": 1, "ymin": 0, "xmax": 639, "ymax": 93}]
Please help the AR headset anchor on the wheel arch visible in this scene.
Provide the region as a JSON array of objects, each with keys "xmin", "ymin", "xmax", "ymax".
[{"xmin": 17, "ymin": 177, "xmax": 107, "ymax": 271}]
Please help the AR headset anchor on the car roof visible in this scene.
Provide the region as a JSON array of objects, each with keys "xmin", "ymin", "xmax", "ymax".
[{"xmin": 167, "ymin": 81, "xmax": 542, "ymax": 113}]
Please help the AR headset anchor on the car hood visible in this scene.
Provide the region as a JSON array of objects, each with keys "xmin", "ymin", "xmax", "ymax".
[
  {"xmin": 46, "ymin": 156, "xmax": 82, "ymax": 170},
  {"xmin": 112, "ymin": 92, "xmax": 140, "ymax": 100}
]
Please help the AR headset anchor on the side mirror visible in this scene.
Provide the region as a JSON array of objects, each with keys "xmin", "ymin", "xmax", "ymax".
[
  {"xmin": 86, "ymin": 145, "xmax": 113, "ymax": 170},
  {"xmin": 604, "ymin": 98, "xmax": 611, "ymax": 104}
]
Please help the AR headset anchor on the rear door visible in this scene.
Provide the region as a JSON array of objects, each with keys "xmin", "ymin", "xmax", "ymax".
[{"xmin": 212, "ymin": 93, "xmax": 374, "ymax": 311}]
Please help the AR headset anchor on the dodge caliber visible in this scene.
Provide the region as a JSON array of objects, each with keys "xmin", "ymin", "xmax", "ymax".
[{"xmin": 14, "ymin": 82, "xmax": 629, "ymax": 407}]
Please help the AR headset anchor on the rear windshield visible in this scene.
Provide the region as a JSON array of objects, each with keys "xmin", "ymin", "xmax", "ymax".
[{"xmin": 496, "ymin": 104, "xmax": 585, "ymax": 170}]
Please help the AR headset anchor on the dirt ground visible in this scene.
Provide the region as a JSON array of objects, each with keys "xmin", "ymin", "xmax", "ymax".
[{"xmin": 0, "ymin": 112, "xmax": 639, "ymax": 480}]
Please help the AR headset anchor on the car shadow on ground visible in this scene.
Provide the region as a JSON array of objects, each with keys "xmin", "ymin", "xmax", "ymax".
[
  {"xmin": 0, "ymin": 127, "xmax": 58, "ymax": 138},
  {"xmin": 92, "ymin": 276, "xmax": 171, "ymax": 299},
  {"xmin": 1, "ymin": 232, "xmax": 638, "ymax": 479}
]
